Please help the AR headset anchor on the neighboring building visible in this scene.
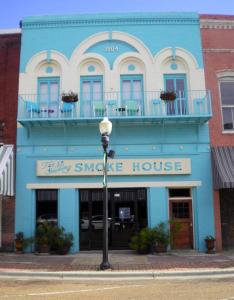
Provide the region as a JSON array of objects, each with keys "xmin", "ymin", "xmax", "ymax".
[
  {"xmin": 16, "ymin": 13, "xmax": 213, "ymax": 252},
  {"xmin": 201, "ymin": 15, "xmax": 234, "ymax": 251},
  {"xmin": 0, "ymin": 30, "xmax": 21, "ymax": 251}
]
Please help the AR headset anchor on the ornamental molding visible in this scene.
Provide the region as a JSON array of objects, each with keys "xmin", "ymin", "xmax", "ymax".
[
  {"xmin": 203, "ymin": 48, "xmax": 234, "ymax": 53},
  {"xmin": 200, "ymin": 19, "xmax": 234, "ymax": 29},
  {"xmin": 22, "ymin": 16, "xmax": 199, "ymax": 29}
]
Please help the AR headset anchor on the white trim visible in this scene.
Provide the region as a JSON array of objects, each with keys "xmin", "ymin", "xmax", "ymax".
[
  {"xmin": 26, "ymin": 181, "xmax": 201, "ymax": 189},
  {"xmin": 0, "ymin": 29, "xmax": 21, "ymax": 35},
  {"xmin": 0, "ymin": 196, "xmax": 2, "ymax": 248},
  {"xmin": 222, "ymin": 130, "xmax": 234, "ymax": 134}
]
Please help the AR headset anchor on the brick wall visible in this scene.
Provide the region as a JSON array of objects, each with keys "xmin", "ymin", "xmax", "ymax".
[
  {"xmin": 0, "ymin": 32, "xmax": 21, "ymax": 251},
  {"xmin": 0, "ymin": 33, "xmax": 21, "ymax": 145},
  {"xmin": 200, "ymin": 15, "xmax": 234, "ymax": 146}
]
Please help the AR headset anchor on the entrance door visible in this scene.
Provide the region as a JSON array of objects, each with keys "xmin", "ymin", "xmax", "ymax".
[
  {"xmin": 169, "ymin": 198, "xmax": 193, "ymax": 249},
  {"xmin": 79, "ymin": 188, "xmax": 147, "ymax": 250}
]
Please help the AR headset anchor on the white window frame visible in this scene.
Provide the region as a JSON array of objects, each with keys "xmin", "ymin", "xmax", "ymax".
[{"xmin": 218, "ymin": 75, "xmax": 234, "ymax": 133}]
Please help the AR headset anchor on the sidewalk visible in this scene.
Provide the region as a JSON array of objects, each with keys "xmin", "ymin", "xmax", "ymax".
[{"xmin": 1, "ymin": 249, "xmax": 234, "ymax": 272}]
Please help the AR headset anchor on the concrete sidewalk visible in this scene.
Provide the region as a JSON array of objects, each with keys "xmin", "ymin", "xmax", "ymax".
[{"xmin": 1, "ymin": 249, "xmax": 234, "ymax": 273}]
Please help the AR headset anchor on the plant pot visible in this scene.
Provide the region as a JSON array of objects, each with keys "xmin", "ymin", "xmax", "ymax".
[
  {"xmin": 15, "ymin": 240, "xmax": 23, "ymax": 253},
  {"xmin": 155, "ymin": 242, "xmax": 167, "ymax": 253},
  {"xmin": 38, "ymin": 244, "xmax": 50, "ymax": 254},
  {"xmin": 62, "ymin": 95, "xmax": 78, "ymax": 103},
  {"xmin": 205, "ymin": 239, "xmax": 215, "ymax": 254},
  {"xmin": 160, "ymin": 92, "xmax": 176, "ymax": 101},
  {"xmin": 137, "ymin": 247, "xmax": 150, "ymax": 255}
]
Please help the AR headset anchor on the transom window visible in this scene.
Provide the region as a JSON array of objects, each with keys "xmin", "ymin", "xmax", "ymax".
[{"xmin": 219, "ymin": 78, "xmax": 234, "ymax": 131}]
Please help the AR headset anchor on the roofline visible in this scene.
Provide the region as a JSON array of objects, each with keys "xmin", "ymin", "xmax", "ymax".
[{"xmin": 0, "ymin": 29, "xmax": 21, "ymax": 35}]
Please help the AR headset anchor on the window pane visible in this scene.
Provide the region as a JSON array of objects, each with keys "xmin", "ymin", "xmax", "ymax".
[
  {"xmin": 176, "ymin": 79, "xmax": 185, "ymax": 98},
  {"xmin": 172, "ymin": 202, "xmax": 189, "ymax": 218},
  {"xmin": 166, "ymin": 79, "xmax": 174, "ymax": 91},
  {"xmin": 36, "ymin": 189, "xmax": 58, "ymax": 225},
  {"xmin": 93, "ymin": 81, "xmax": 102, "ymax": 101},
  {"xmin": 220, "ymin": 82, "xmax": 234, "ymax": 105},
  {"xmin": 169, "ymin": 188, "xmax": 191, "ymax": 198},
  {"xmin": 50, "ymin": 82, "xmax": 59, "ymax": 101},
  {"xmin": 223, "ymin": 108, "xmax": 234, "ymax": 130},
  {"xmin": 39, "ymin": 83, "xmax": 49, "ymax": 101},
  {"xmin": 133, "ymin": 80, "xmax": 142, "ymax": 100},
  {"xmin": 122, "ymin": 80, "xmax": 131, "ymax": 100},
  {"xmin": 82, "ymin": 81, "xmax": 91, "ymax": 100}
]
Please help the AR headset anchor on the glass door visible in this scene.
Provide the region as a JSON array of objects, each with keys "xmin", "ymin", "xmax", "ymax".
[
  {"xmin": 164, "ymin": 74, "xmax": 187, "ymax": 115},
  {"xmin": 121, "ymin": 75, "xmax": 143, "ymax": 115},
  {"xmin": 79, "ymin": 188, "xmax": 147, "ymax": 250},
  {"xmin": 38, "ymin": 77, "xmax": 60, "ymax": 117},
  {"xmin": 80, "ymin": 76, "xmax": 103, "ymax": 117}
]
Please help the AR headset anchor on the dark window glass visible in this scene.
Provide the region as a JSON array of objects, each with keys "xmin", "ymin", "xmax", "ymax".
[
  {"xmin": 169, "ymin": 188, "xmax": 191, "ymax": 198},
  {"xmin": 172, "ymin": 202, "xmax": 189, "ymax": 218},
  {"xmin": 223, "ymin": 108, "xmax": 234, "ymax": 130},
  {"xmin": 36, "ymin": 189, "xmax": 58, "ymax": 225},
  {"xmin": 220, "ymin": 82, "xmax": 234, "ymax": 105},
  {"xmin": 220, "ymin": 81, "xmax": 234, "ymax": 130}
]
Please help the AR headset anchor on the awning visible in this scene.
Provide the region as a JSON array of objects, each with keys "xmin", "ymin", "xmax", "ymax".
[
  {"xmin": 0, "ymin": 145, "xmax": 14, "ymax": 196},
  {"xmin": 211, "ymin": 146, "xmax": 234, "ymax": 189}
]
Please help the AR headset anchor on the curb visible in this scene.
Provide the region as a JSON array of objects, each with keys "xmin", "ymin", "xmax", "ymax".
[{"xmin": 1, "ymin": 268, "xmax": 234, "ymax": 280}]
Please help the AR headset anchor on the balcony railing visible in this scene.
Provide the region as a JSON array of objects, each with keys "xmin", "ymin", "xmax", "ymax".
[{"xmin": 18, "ymin": 90, "xmax": 212, "ymax": 123}]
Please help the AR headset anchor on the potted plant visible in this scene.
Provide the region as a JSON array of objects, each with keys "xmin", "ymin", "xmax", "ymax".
[
  {"xmin": 160, "ymin": 90, "xmax": 176, "ymax": 101},
  {"xmin": 61, "ymin": 91, "xmax": 78, "ymax": 103},
  {"xmin": 154, "ymin": 221, "xmax": 170, "ymax": 253},
  {"xmin": 205, "ymin": 235, "xmax": 216, "ymax": 254},
  {"xmin": 50, "ymin": 226, "xmax": 74, "ymax": 255},
  {"xmin": 15, "ymin": 232, "xmax": 24, "ymax": 253},
  {"xmin": 130, "ymin": 227, "xmax": 156, "ymax": 254},
  {"xmin": 35, "ymin": 222, "xmax": 53, "ymax": 253}
]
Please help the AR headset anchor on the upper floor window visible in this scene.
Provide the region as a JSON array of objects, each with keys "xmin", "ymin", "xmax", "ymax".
[
  {"xmin": 164, "ymin": 74, "xmax": 187, "ymax": 115},
  {"xmin": 38, "ymin": 77, "xmax": 60, "ymax": 117},
  {"xmin": 220, "ymin": 79, "xmax": 234, "ymax": 131},
  {"xmin": 121, "ymin": 75, "xmax": 143, "ymax": 115},
  {"xmin": 80, "ymin": 75, "xmax": 103, "ymax": 117}
]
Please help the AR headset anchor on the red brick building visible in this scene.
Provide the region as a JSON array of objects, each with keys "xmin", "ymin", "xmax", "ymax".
[
  {"xmin": 201, "ymin": 15, "xmax": 234, "ymax": 251},
  {"xmin": 0, "ymin": 30, "xmax": 21, "ymax": 251}
]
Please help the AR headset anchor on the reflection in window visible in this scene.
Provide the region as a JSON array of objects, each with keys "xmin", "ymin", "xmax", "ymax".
[
  {"xmin": 36, "ymin": 189, "xmax": 58, "ymax": 225},
  {"xmin": 220, "ymin": 80, "xmax": 234, "ymax": 131}
]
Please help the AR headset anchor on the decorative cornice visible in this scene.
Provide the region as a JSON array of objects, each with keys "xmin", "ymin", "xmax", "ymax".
[
  {"xmin": 203, "ymin": 48, "xmax": 234, "ymax": 53},
  {"xmin": 200, "ymin": 19, "xmax": 234, "ymax": 29},
  {"xmin": 21, "ymin": 13, "xmax": 199, "ymax": 29},
  {"xmin": 0, "ymin": 29, "xmax": 21, "ymax": 35}
]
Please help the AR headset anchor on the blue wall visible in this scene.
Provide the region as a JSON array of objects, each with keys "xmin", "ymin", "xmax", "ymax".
[
  {"xmin": 16, "ymin": 12, "xmax": 214, "ymax": 252},
  {"xmin": 16, "ymin": 121, "xmax": 215, "ymax": 252},
  {"xmin": 20, "ymin": 12, "xmax": 203, "ymax": 72}
]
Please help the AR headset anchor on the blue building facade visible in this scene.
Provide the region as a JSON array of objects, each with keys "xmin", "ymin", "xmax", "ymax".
[{"xmin": 16, "ymin": 12, "xmax": 214, "ymax": 252}]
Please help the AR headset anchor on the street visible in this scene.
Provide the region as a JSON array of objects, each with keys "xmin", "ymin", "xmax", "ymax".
[{"xmin": 0, "ymin": 278, "xmax": 234, "ymax": 300}]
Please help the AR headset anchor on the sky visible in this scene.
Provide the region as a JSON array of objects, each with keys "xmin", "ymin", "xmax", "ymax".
[{"xmin": 1, "ymin": 0, "xmax": 234, "ymax": 29}]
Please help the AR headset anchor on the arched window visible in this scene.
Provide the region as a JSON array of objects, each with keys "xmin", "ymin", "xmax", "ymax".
[{"xmin": 219, "ymin": 77, "xmax": 234, "ymax": 131}]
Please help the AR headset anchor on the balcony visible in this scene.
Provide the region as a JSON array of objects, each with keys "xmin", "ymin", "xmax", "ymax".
[{"xmin": 17, "ymin": 90, "xmax": 212, "ymax": 127}]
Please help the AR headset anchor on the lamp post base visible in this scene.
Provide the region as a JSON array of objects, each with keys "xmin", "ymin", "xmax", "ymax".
[{"xmin": 100, "ymin": 261, "xmax": 111, "ymax": 270}]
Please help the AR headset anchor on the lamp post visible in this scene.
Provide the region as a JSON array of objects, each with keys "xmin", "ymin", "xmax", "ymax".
[{"xmin": 99, "ymin": 117, "xmax": 113, "ymax": 270}]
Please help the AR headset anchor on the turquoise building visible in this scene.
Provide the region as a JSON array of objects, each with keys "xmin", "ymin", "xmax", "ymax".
[{"xmin": 16, "ymin": 12, "xmax": 214, "ymax": 252}]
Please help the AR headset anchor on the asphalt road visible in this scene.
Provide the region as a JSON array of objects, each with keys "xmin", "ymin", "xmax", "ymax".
[{"xmin": 0, "ymin": 278, "xmax": 234, "ymax": 300}]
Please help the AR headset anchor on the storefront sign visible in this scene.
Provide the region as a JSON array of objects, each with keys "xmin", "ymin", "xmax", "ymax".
[{"xmin": 37, "ymin": 158, "xmax": 191, "ymax": 176}]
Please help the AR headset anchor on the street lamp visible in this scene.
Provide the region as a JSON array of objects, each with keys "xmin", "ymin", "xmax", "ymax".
[{"xmin": 99, "ymin": 117, "xmax": 114, "ymax": 270}]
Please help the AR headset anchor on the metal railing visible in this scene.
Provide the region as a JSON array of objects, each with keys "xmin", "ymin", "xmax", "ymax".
[{"xmin": 18, "ymin": 90, "xmax": 212, "ymax": 120}]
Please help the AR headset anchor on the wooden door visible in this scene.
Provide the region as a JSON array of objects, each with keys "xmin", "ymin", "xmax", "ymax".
[{"xmin": 169, "ymin": 200, "xmax": 193, "ymax": 249}]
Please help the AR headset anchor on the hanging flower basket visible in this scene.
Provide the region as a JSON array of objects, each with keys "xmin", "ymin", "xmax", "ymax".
[
  {"xmin": 160, "ymin": 91, "xmax": 177, "ymax": 101},
  {"xmin": 61, "ymin": 91, "xmax": 78, "ymax": 103}
]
